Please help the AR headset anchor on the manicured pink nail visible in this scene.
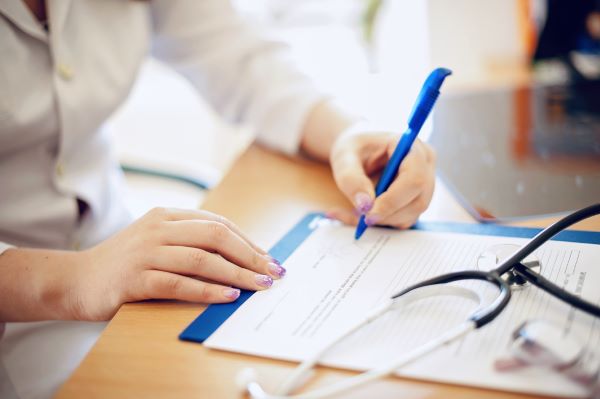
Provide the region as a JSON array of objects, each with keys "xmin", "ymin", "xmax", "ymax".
[
  {"xmin": 255, "ymin": 274, "xmax": 273, "ymax": 288},
  {"xmin": 269, "ymin": 256, "xmax": 281, "ymax": 266},
  {"xmin": 365, "ymin": 214, "xmax": 380, "ymax": 226},
  {"xmin": 268, "ymin": 262, "xmax": 286, "ymax": 278},
  {"xmin": 354, "ymin": 192, "xmax": 373, "ymax": 214},
  {"xmin": 223, "ymin": 288, "xmax": 240, "ymax": 299},
  {"xmin": 263, "ymin": 255, "xmax": 281, "ymax": 266}
]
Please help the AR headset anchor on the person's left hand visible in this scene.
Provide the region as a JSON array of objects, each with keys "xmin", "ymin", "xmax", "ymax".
[{"xmin": 328, "ymin": 129, "xmax": 436, "ymax": 229}]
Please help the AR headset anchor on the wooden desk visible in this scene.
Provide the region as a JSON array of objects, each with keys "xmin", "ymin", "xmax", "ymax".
[{"xmin": 55, "ymin": 144, "xmax": 599, "ymax": 399}]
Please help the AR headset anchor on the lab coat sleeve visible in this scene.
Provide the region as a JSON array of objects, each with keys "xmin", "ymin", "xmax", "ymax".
[
  {"xmin": 150, "ymin": 0, "xmax": 325, "ymax": 155},
  {"xmin": 0, "ymin": 242, "xmax": 13, "ymax": 256}
]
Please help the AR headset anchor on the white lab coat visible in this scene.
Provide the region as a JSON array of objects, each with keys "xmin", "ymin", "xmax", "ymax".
[{"xmin": 0, "ymin": 1, "xmax": 322, "ymax": 398}]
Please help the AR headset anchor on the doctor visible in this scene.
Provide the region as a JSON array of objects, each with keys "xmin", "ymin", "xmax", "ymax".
[{"xmin": 0, "ymin": 1, "xmax": 436, "ymax": 398}]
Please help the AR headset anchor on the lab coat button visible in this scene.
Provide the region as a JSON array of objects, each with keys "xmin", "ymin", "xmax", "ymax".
[
  {"xmin": 57, "ymin": 64, "xmax": 74, "ymax": 80},
  {"xmin": 55, "ymin": 162, "xmax": 65, "ymax": 177}
]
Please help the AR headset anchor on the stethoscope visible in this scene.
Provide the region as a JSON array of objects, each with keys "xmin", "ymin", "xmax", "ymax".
[{"xmin": 237, "ymin": 203, "xmax": 600, "ymax": 399}]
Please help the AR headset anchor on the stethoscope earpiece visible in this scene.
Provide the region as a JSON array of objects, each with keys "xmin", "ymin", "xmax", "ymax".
[
  {"xmin": 236, "ymin": 367, "xmax": 258, "ymax": 393},
  {"xmin": 237, "ymin": 367, "xmax": 274, "ymax": 398}
]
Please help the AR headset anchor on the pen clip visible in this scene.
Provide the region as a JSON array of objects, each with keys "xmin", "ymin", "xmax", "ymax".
[{"xmin": 407, "ymin": 67, "xmax": 452, "ymax": 131}]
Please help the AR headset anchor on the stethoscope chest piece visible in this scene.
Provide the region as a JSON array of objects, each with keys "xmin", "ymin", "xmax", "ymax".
[{"xmin": 477, "ymin": 244, "xmax": 541, "ymax": 290}]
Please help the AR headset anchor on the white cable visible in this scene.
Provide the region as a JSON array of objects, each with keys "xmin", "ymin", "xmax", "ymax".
[
  {"xmin": 240, "ymin": 284, "xmax": 488, "ymax": 399},
  {"xmin": 297, "ymin": 321, "xmax": 476, "ymax": 399},
  {"xmin": 275, "ymin": 299, "xmax": 394, "ymax": 395},
  {"xmin": 242, "ymin": 321, "xmax": 475, "ymax": 399}
]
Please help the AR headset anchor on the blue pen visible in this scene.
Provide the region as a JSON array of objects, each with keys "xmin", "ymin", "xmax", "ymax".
[{"xmin": 355, "ymin": 67, "xmax": 452, "ymax": 240}]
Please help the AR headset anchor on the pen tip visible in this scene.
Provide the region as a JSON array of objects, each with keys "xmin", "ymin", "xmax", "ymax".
[{"xmin": 355, "ymin": 217, "xmax": 367, "ymax": 240}]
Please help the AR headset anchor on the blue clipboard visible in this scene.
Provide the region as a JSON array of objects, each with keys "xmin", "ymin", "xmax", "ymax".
[{"xmin": 179, "ymin": 212, "xmax": 600, "ymax": 343}]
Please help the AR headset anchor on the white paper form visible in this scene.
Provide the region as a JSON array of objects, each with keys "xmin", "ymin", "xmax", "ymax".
[{"xmin": 204, "ymin": 220, "xmax": 600, "ymax": 397}]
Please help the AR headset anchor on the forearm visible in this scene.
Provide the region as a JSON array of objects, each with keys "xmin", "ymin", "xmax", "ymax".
[
  {"xmin": 0, "ymin": 248, "xmax": 80, "ymax": 322},
  {"xmin": 299, "ymin": 100, "xmax": 357, "ymax": 162}
]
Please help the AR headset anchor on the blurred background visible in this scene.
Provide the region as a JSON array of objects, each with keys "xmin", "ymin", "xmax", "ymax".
[{"xmin": 110, "ymin": 0, "xmax": 600, "ymax": 221}]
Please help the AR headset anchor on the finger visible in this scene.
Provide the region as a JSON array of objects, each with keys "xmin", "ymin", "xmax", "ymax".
[
  {"xmin": 157, "ymin": 208, "xmax": 269, "ymax": 256},
  {"xmin": 325, "ymin": 208, "xmax": 359, "ymax": 226},
  {"xmin": 160, "ymin": 220, "xmax": 285, "ymax": 278},
  {"xmin": 380, "ymin": 185, "xmax": 435, "ymax": 229},
  {"xmin": 150, "ymin": 246, "xmax": 275, "ymax": 291},
  {"xmin": 142, "ymin": 270, "xmax": 241, "ymax": 304},
  {"xmin": 365, "ymin": 143, "xmax": 431, "ymax": 225},
  {"xmin": 331, "ymin": 143, "xmax": 376, "ymax": 214},
  {"xmin": 420, "ymin": 140, "xmax": 437, "ymax": 164},
  {"xmin": 383, "ymin": 151, "xmax": 435, "ymax": 228}
]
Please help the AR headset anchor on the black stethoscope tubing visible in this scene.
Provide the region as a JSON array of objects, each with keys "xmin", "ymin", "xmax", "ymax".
[{"xmin": 391, "ymin": 203, "xmax": 600, "ymax": 328}]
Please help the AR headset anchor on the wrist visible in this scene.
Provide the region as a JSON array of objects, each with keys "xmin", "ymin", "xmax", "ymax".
[
  {"xmin": 30, "ymin": 249, "xmax": 85, "ymax": 320},
  {"xmin": 0, "ymin": 248, "xmax": 85, "ymax": 321},
  {"xmin": 300, "ymin": 100, "xmax": 357, "ymax": 162}
]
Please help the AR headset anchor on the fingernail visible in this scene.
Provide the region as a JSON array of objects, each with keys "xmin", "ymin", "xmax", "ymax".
[
  {"xmin": 365, "ymin": 214, "xmax": 380, "ymax": 226},
  {"xmin": 255, "ymin": 274, "xmax": 273, "ymax": 288},
  {"xmin": 354, "ymin": 192, "xmax": 373, "ymax": 214},
  {"xmin": 223, "ymin": 288, "xmax": 240, "ymax": 299},
  {"xmin": 269, "ymin": 256, "xmax": 281, "ymax": 266},
  {"xmin": 268, "ymin": 262, "xmax": 287, "ymax": 278},
  {"xmin": 263, "ymin": 255, "xmax": 280, "ymax": 265}
]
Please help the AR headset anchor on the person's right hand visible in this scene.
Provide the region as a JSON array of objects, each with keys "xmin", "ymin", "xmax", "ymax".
[{"xmin": 68, "ymin": 208, "xmax": 285, "ymax": 321}]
